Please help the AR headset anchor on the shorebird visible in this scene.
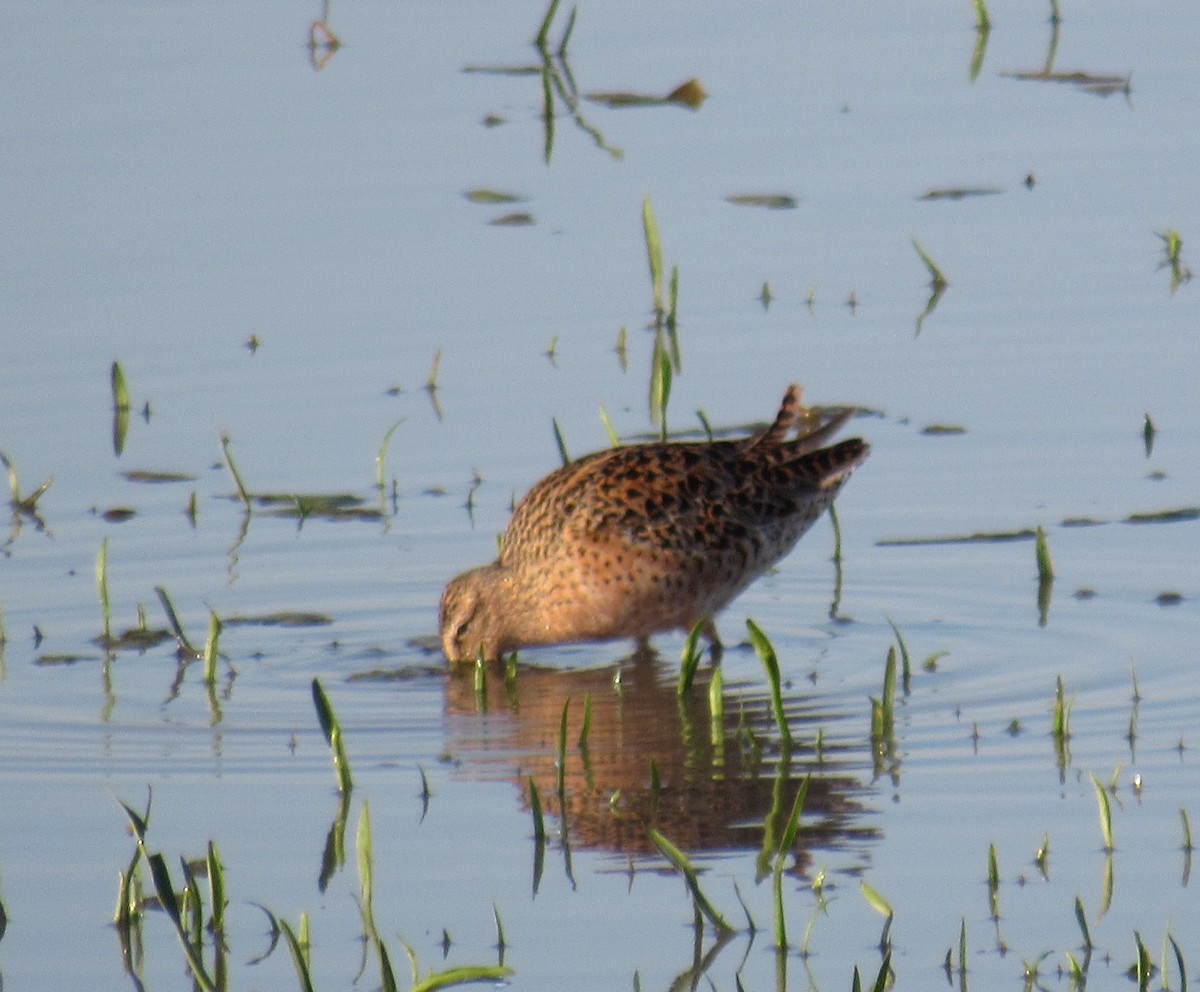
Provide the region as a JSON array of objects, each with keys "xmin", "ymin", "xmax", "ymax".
[{"xmin": 439, "ymin": 384, "xmax": 868, "ymax": 662}]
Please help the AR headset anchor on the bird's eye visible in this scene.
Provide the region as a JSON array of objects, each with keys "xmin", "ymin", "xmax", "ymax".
[{"xmin": 455, "ymin": 622, "xmax": 470, "ymax": 640}]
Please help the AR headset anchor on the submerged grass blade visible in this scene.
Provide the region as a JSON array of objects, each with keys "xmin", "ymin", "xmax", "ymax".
[{"xmin": 747, "ymin": 619, "xmax": 792, "ymax": 749}]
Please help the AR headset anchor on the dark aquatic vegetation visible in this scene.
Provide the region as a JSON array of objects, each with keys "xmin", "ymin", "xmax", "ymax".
[{"xmin": 725, "ymin": 193, "xmax": 797, "ymax": 210}]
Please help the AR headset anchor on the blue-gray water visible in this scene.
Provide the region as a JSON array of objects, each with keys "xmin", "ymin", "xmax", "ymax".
[{"xmin": 2, "ymin": 1, "xmax": 1198, "ymax": 988}]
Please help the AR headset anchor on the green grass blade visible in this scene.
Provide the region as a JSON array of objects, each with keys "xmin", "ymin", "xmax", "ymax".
[
  {"xmin": 677, "ymin": 619, "xmax": 704, "ymax": 696},
  {"xmin": 860, "ymin": 879, "xmax": 893, "ymax": 920},
  {"xmin": 912, "ymin": 237, "xmax": 949, "ymax": 289},
  {"xmin": 1090, "ymin": 772, "xmax": 1114, "ymax": 851},
  {"xmin": 556, "ymin": 696, "xmax": 570, "ymax": 801},
  {"xmin": 207, "ymin": 840, "xmax": 224, "ymax": 934},
  {"xmin": 971, "ymin": 0, "xmax": 990, "ymax": 32},
  {"xmin": 219, "ymin": 432, "xmax": 252, "ymax": 509},
  {"xmin": 202, "ymin": 611, "xmax": 222, "ymax": 684},
  {"xmin": 1035, "ymin": 524, "xmax": 1054, "ymax": 580},
  {"xmin": 533, "ymin": 0, "xmax": 561, "ymax": 48},
  {"xmin": 870, "ymin": 951, "xmax": 893, "ymax": 992},
  {"xmin": 111, "ymin": 360, "xmax": 130, "ymax": 411},
  {"xmin": 1168, "ymin": 933, "xmax": 1186, "ymax": 992},
  {"xmin": 649, "ymin": 327, "xmax": 672, "ymax": 439},
  {"xmin": 885, "ymin": 618, "xmax": 911, "ymax": 689},
  {"xmin": 1074, "ymin": 895, "xmax": 1092, "ymax": 949},
  {"xmin": 96, "ymin": 537, "xmax": 111, "ymax": 644},
  {"xmin": 154, "ymin": 585, "xmax": 198, "ymax": 655},
  {"xmin": 642, "ymin": 197, "xmax": 664, "ymax": 316},
  {"xmin": 412, "ymin": 965, "xmax": 514, "ymax": 992},
  {"xmin": 577, "ymin": 693, "xmax": 592, "ymax": 749},
  {"xmin": 312, "ymin": 678, "xmax": 353, "ymax": 794},
  {"xmin": 551, "ymin": 418, "xmax": 570, "ymax": 466},
  {"xmin": 598, "ymin": 406, "xmax": 620, "ymax": 448},
  {"xmin": 528, "ymin": 777, "xmax": 546, "ymax": 844},
  {"xmin": 279, "ymin": 916, "xmax": 317, "ymax": 992},
  {"xmin": 376, "ymin": 418, "xmax": 404, "ymax": 491},
  {"xmin": 647, "ymin": 826, "xmax": 733, "ymax": 934},
  {"xmin": 357, "ymin": 798, "xmax": 375, "ymax": 937},
  {"xmin": 146, "ymin": 853, "xmax": 219, "ymax": 992},
  {"xmin": 746, "ymin": 619, "xmax": 792, "ymax": 749}
]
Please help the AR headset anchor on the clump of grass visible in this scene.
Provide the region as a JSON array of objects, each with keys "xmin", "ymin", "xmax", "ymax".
[
  {"xmin": 746, "ymin": 619, "xmax": 792, "ymax": 750},
  {"xmin": 312, "ymin": 678, "xmax": 353, "ymax": 794},
  {"xmin": 646, "ymin": 826, "xmax": 733, "ymax": 935},
  {"xmin": 116, "ymin": 792, "xmax": 225, "ymax": 992}
]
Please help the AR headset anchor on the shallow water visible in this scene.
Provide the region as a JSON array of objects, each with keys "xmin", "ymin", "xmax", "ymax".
[{"xmin": 3, "ymin": 0, "xmax": 1200, "ymax": 989}]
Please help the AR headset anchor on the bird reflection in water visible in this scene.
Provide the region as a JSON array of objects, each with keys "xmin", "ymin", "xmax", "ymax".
[{"xmin": 442, "ymin": 646, "xmax": 880, "ymax": 868}]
